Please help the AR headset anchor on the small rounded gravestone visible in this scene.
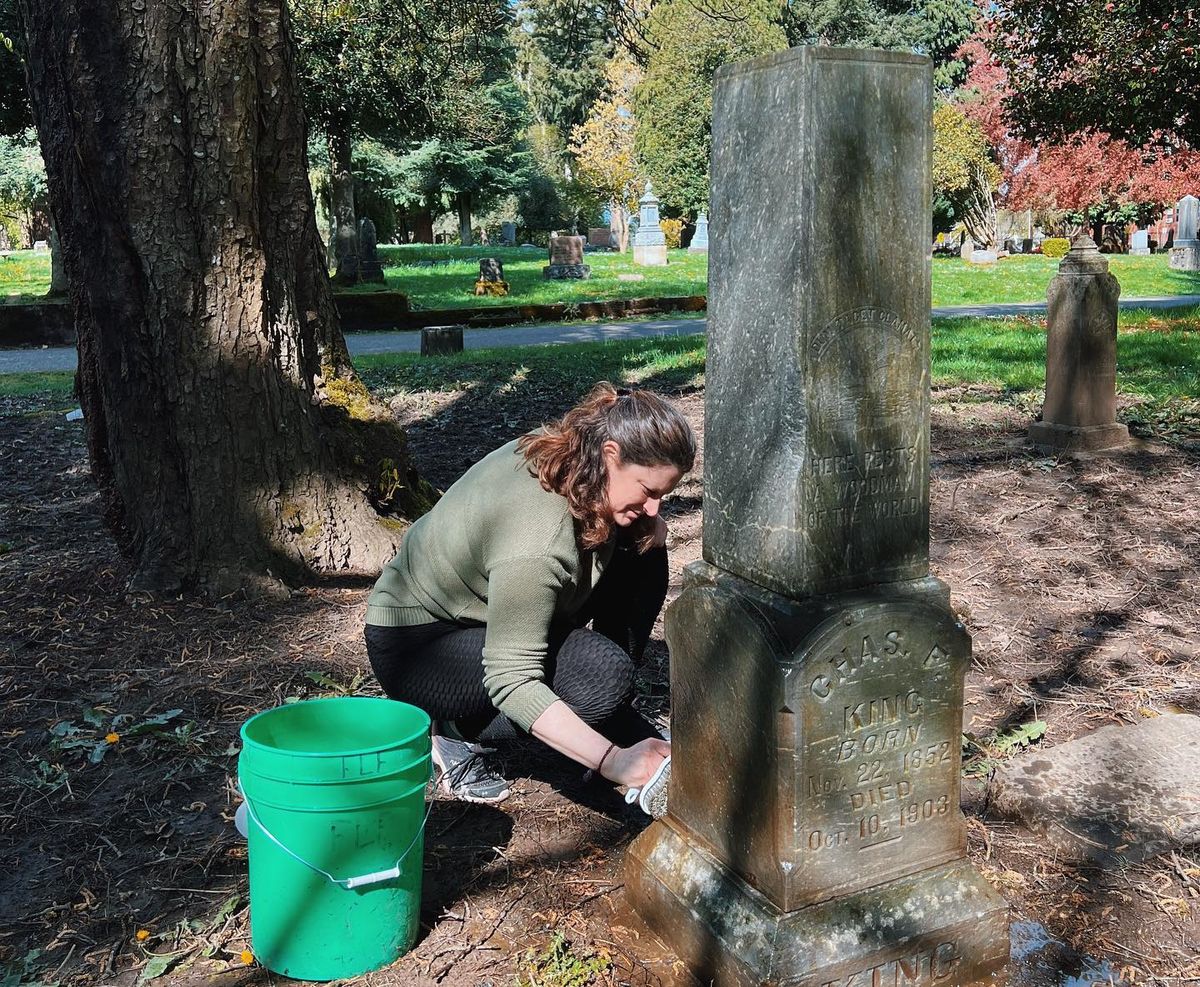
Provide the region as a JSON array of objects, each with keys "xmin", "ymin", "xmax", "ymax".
[{"xmin": 420, "ymin": 325, "xmax": 464, "ymax": 357}]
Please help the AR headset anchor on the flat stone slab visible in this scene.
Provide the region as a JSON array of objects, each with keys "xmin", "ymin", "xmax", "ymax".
[{"xmin": 989, "ymin": 713, "xmax": 1200, "ymax": 865}]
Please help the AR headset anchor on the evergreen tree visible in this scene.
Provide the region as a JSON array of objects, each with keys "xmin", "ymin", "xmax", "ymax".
[
  {"xmin": 413, "ymin": 0, "xmax": 535, "ymax": 244},
  {"xmin": 515, "ymin": 0, "xmax": 613, "ymax": 136},
  {"xmin": 782, "ymin": 0, "xmax": 977, "ymax": 89},
  {"xmin": 634, "ymin": 0, "xmax": 786, "ymax": 216}
]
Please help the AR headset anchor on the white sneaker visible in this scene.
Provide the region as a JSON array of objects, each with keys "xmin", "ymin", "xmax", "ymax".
[{"xmin": 625, "ymin": 756, "xmax": 671, "ymax": 818}]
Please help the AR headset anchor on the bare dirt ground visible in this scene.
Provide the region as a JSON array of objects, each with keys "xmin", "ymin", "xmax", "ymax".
[{"xmin": 3, "ymin": 381, "xmax": 1199, "ymax": 987}]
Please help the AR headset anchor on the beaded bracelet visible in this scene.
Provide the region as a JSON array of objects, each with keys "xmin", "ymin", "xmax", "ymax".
[{"xmin": 596, "ymin": 742, "xmax": 618, "ymax": 777}]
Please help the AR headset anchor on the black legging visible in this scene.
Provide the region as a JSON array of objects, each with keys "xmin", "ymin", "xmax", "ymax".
[{"xmin": 365, "ymin": 545, "xmax": 668, "ymax": 747}]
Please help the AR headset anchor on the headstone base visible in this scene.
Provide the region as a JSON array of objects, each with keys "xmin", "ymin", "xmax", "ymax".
[
  {"xmin": 359, "ymin": 262, "xmax": 385, "ymax": 282},
  {"xmin": 627, "ymin": 821, "xmax": 1009, "ymax": 987},
  {"xmin": 1028, "ymin": 420, "xmax": 1129, "ymax": 451},
  {"xmin": 687, "ymin": 244, "xmax": 708, "ymax": 254},
  {"xmin": 542, "ymin": 263, "xmax": 591, "ymax": 279},
  {"xmin": 473, "ymin": 279, "xmax": 509, "ymax": 297},
  {"xmin": 1129, "ymin": 247, "xmax": 1151, "ymax": 256},
  {"xmin": 1169, "ymin": 243, "xmax": 1200, "ymax": 271},
  {"xmin": 633, "ymin": 244, "xmax": 668, "ymax": 266}
]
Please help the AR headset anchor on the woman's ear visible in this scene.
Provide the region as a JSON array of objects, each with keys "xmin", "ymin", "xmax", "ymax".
[{"xmin": 601, "ymin": 439, "xmax": 621, "ymax": 469}]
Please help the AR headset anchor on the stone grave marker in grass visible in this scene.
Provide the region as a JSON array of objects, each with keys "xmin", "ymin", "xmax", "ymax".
[
  {"xmin": 1028, "ymin": 236, "xmax": 1129, "ymax": 452},
  {"xmin": 625, "ymin": 46, "xmax": 1009, "ymax": 986},
  {"xmin": 1170, "ymin": 194, "xmax": 1199, "ymax": 271},
  {"xmin": 542, "ymin": 235, "xmax": 590, "ymax": 280}
]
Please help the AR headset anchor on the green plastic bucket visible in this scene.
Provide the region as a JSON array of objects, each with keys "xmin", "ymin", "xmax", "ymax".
[{"xmin": 238, "ymin": 697, "xmax": 431, "ymax": 980}]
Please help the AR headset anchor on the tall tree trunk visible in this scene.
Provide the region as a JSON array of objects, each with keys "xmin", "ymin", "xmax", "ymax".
[
  {"xmin": 20, "ymin": 0, "xmax": 435, "ymax": 597},
  {"xmin": 961, "ymin": 162, "xmax": 998, "ymax": 251},
  {"xmin": 457, "ymin": 191, "xmax": 473, "ymax": 246},
  {"xmin": 47, "ymin": 217, "xmax": 67, "ymax": 296},
  {"xmin": 611, "ymin": 202, "xmax": 629, "ymax": 253},
  {"xmin": 329, "ymin": 126, "xmax": 361, "ymax": 285},
  {"xmin": 413, "ymin": 205, "xmax": 434, "ymax": 244}
]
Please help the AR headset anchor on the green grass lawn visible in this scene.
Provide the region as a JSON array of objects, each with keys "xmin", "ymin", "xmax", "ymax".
[
  {"xmin": 6, "ymin": 306, "xmax": 1197, "ymax": 398},
  {"xmin": 6, "ymin": 246, "xmax": 1198, "ymax": 309},
  {"xmin": 358, "ymin": 245, "xmax": 709, "ymax": 310},
  {"xmin": 5, "ymin": 308, "xmax": 1198, "ymax": 439},
  {"xmin": 0, "ymin": 252, "xmax": 57, "ymax": 301},
  {"xmin": 932, "ymin": 254, "xmax": 1200, "ymax": 306}
]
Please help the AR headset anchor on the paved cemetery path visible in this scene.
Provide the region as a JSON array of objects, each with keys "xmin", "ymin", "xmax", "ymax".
[{"xmin": 4, "ymin": 295, "xmax": 1199, "ymax": 375}]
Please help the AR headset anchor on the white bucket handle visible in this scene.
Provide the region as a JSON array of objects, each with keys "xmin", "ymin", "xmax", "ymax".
[{"xmin": 236, "ymin": 780, "xmax": 432, "ymax": 890}]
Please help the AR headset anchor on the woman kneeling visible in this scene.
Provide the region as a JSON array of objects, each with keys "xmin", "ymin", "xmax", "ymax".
[{"xmin": 364, "ymin": 382, "xmax": 694, "ymax": 811}]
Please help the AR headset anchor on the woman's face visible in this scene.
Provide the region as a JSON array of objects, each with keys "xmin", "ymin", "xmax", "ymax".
[{"xmin": 602, "ymin": 440, "xmax": 683, "ymax": 527}]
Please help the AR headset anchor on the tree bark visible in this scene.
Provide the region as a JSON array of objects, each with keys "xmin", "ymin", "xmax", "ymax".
[
  {"xmin": 961, "ymin": 162, "xmax": 998, "ymax": 251},
  {"xmin": 611, "ymin": 202, "xmax": 629, "ymax": 253},
  {"xmin": 457, "ymin": 191, "xmax": 473, "ymax": 246},
  {"xmin": 20, "ymin": 0, "xmax": 435, "ymax": 597},
  {"xmin": 329, "ymin": 127, "xmax": 361, "ymax": 285},
  {"xmin": 47, "ymin": 217, "xmax": 67, "ymax": 296},
  {"xmin": 413, "ymin": 205, "xmax": 435, "ymax": 244}
]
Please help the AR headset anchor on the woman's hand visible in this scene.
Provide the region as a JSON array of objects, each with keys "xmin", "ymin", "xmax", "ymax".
[
  {"xmin": 649, "ymin": 515, "xmax": 668, "ymax": 548},
  {"xmin": 600, "ymin": 737, "xmax": 671, "ymax": 787}
]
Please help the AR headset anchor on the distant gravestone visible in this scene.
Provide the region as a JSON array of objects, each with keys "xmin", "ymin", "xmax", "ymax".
[
  {"xmin": 1021, "ymin": 237, "xmax": 1034, "ymax": 253},
  {"xmin": 500, "ymin": 221, "xmax": 517, "ymax": 246},
  {"xmin": 420, "ymin": 325, "xmax": 463, "ymax": 356},
  {"xmin": 32, "ymin": 239, "xmax": 49, "ymax": 252},
  {"xmin": 626, "ymin": 46, "xmax": 1009, "ymax": 987},
  {"xmin": 991, "ymin": 714, "xmax": 1200, "ymax": 866},
  {"xmin": 542, "ymin": 235, "xmax": 590, "ymax": 279},
  {"xmin": 632, "ymin": 182, "xmax": 668, "ymax": 266},
  {"xmin": 1002, "ymin": 238, "xmax": 1016, "ymax": 254},
  {"xmin": 357, "ymin": 217, "xmax": 385, "ymax": 282},
  {"xmin": 1129, "ymin": 229, "xmax": 1150, "ymax": 255},
  {"xmin": 474, "ymin": 257, "xmax": 509, "ymax": 296},
  {"xmin": 1029, "ymin": 236, "xmax": 1129, "ymax": 451},
  {"xmin": 959, "ymin": 238, "xmax": 973, "ymax": 261},
  {"xmin": 1169, "ymin": 194, "xmax": 1199, "ymax": 271},
  {"xmin": 968, "ymin": 249, "xmax": 998, "ymax": 265},
  {"xmin": 688, "ymin": 212, "xmax": 709, "ymax": 254},
  {"xmin": 587, "ymin": 227, "xmax": 612, "ymax": 249}
]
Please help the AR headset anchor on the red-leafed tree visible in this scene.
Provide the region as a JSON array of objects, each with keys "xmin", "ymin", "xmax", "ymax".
[{"xmin": 952, "ymin": 23, "xmax": 1200, "ymax": 243}]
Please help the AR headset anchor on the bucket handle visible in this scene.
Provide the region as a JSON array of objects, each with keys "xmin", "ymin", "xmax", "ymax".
[{"xmin": 237, "ymin": 780, "xmax": 432, "ymax": 891}]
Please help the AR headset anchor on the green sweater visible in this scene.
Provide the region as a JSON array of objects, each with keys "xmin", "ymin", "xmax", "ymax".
[{"xmin": 366, "ymin": 439, "xmax": 614, "ymax": 731}]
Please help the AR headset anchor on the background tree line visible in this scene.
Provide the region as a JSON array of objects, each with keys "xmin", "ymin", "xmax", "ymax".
[{"xmin": 6, "ymin": 0, "xmax": 1197, "ymax": 597}]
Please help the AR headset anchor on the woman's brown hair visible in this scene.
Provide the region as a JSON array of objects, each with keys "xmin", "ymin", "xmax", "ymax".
[{"xmin": 518, "ymin": 381, "xmax": 696, "ymax": 551}]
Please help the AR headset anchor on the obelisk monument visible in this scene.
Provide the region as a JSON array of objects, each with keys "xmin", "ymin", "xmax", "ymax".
[{"xmin": 626, "ymin": 47, "xmax": 1010, "ymax": 986}]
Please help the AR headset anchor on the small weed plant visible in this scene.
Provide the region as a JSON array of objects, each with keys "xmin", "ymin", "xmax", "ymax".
[
  {"xmin": 962, "ymin": 720, "xmax": 1048, "ymax": 777},
  {"xmin": 517, "ymin": 933, "xmax": 610, "ymax": 987}
]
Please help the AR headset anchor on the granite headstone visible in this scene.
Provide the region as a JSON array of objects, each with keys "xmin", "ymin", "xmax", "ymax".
[
  {"xmin": 474, "ymin": 257, "xmax": 509, "ymax": 296},
  {"xmin": 625, "ymin": 46, "xmax": 1009, "ymax": 987},
  {"xmin": 1129, "ymin": 229, "xmax": 1150, "ymax": 255},
  {"xmin": 688, "ymin": 212, "xmax": 709, "ymax": 254},
  {"xmin": 1170, "ymin": 194, "xmax": 1199, "ymax": 271},
  {"xmin": 542, "ymin": 235, "xmax": 590, "ymax": 279},
  {"xmin": 632, "ymin": 182, "xmax": 668, "ymax": 266},
  {"xmin": 357, "ymin": 217, "xmax": 385, "ymax": 282}
]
